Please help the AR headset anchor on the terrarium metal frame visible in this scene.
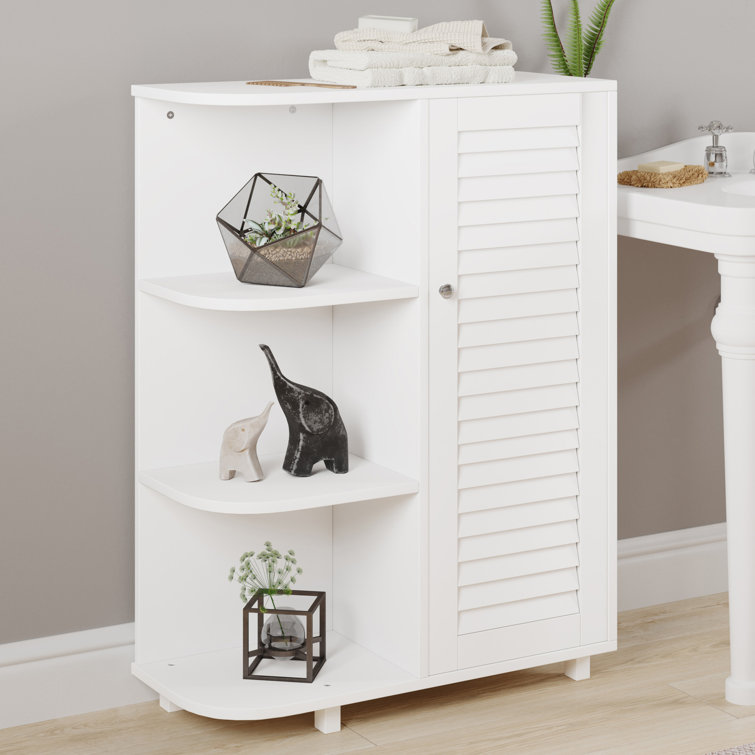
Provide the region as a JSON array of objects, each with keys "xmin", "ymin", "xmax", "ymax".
[
  {"xmin": 242, "ymin": 589, "xmax": 326, "ymax": 683},
  {"xmin": 216, "ymin": 172, "xmax": 342, "ymax": 288}
]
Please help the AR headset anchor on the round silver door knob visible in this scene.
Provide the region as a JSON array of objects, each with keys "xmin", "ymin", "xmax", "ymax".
[{"xmin": 439, "ymin": 284, "xmax": 454, "ymax": 299}]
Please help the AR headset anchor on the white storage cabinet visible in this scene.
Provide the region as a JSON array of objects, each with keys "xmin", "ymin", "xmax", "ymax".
[{"xmin": 132, "ymin": 72, "xmax": 617, "ymax": 733}]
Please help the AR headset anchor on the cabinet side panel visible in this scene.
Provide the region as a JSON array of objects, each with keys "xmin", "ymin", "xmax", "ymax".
[
  {"xmin": 332, "ymin": 101, "xmax": 423, "ymax": 284},
  {"xmin": 576, "ymin": 91, "xmax": 617, "ymax": 645},
  {"xmin": 332, "ymin": 496, "xmax": 420, "ymax": 676}
]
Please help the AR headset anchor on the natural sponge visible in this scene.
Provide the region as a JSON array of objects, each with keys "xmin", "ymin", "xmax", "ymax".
[{"xmin": 617, "ymin": 165, "xmax": 707, "ymax": 189}]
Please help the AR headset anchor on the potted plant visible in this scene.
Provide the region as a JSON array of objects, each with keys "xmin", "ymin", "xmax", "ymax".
[
  {"xmin": 229, "ymin": 541, "xmax": 326, "ymax": 682},
  {"xmin": 541, "ymin": 0, "xmax": 617, "ymax": 77}
]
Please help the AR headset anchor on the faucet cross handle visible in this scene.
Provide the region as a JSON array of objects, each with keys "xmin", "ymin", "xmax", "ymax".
[{"xmin": 698, "ymin": 120, "xmax": 734, "ymax": 136}]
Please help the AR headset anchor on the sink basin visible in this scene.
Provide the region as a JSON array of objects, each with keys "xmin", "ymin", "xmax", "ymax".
[
  {"xmin": 722, "ymin": 178, "xmax": 755, "ymax": 198},
  {"xmin": 618, "ymin": 132, "xmax": 755, "ymax": 255}
]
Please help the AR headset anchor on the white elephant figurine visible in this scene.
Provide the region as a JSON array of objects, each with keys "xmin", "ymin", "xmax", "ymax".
[{"xmin": 219, "ymin": 402, "xmax": 274, "ymax": 482}]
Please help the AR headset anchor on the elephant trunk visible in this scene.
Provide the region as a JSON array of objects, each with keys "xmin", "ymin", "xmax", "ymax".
[{"xmin": 259, "ymin": 344, "xmax": 295, "ymax": 393}]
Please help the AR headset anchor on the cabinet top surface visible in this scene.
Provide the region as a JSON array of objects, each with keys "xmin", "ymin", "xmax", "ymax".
[{"xmin": 131, "ymin": 71, "xmax": 616, "ymax": 106}]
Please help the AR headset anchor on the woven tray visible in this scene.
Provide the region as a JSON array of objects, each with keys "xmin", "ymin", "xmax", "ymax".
[{"xmin": 617, "ymin": 165, "xmax": 707, "ymax": 189}]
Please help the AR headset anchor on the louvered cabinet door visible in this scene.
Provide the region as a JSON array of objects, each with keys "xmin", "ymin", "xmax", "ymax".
[{"xmin": 428, "ymin": 93, "xmax": 616, "ymax": 674}]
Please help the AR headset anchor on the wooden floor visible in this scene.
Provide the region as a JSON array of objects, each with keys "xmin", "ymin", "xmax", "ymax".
[{"xmin": 1, "ymin": 594, "xmax": 753, "ymax": 754}]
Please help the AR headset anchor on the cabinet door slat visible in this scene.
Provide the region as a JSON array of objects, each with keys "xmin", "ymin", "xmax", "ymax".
[
  {"xmin": 459, "ymin": 429, "xmax": 579, "ymax": 464},
  {"xmin": 458, "ymin": 591, "xmax": 579, "ymax": 634},
  {"xmin": 458, "ymin": 384, "xmax": 579, "ymax": 422},
  {"xmin": 458, "ymin": 242, "xmax": 578, "ymax": 275},
  {"xmin": 459, "ymin": 148, "xmax": 579, "ymax": 178},
  {"xmin": 459, "ymin": 360, "xmax": 579, "ymax": 397},
  {"xmin": 459, "ymin": 520, "xmax": 579, "ymax": 561},
  {"xmin": 459, "ymin": 497, "xmax": 579, "ymax": 537},
  {"xmin": 459, "ymin": 218, "xmax": 579, "ymax": 251},
  {"xmin": 459, "ymin": 568, "xmax": 579, "ymax": 611},
  {"xmin": 458, "ymin": 289, "xmax": 579, "ymax": 324},
  {"xmin": 459, "ymin": 543, "xmax": 580, "ymax": 585},
  {"xmin": 459, "ymin": 407, "xmax": 579, "ymax": 444},
  {"xmin": 458, "ymin": 195, "xmax": 578, "ymax": 227},
  {"xmin": 459, "ymin": 336, "xmax": 579, "ymax": 372},
  {"xmin": 458, "ymin": 172, "xmax": 579, "ymax": 202},
  {"xmin": 459, "ymin": 313, "xmax": 579, "ymax": 348},
  {"xmin": 459, "ymin": 450, "xmax": 579, "ymax": 490},
  {"xmin": 459, "ymin": 473, "xmax": 580, "ymax": 514},
  {"xmin": 459, "ymin": 266, "xmax": 578, "ymax": 299},
  {"xmin": 458, "ymin": 126, "xmax": 579, "ymax": 154}
]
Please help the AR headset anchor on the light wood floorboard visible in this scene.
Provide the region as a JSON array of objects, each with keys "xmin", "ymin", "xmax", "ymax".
[{"xmin": 1, "ymin": 594, "xmax": 752, "ymax": 754}]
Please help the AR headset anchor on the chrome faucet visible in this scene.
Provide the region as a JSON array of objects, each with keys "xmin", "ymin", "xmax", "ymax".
[{"xmin": 698, "ymin": 121, "xmax": 733, "ymax": 176}]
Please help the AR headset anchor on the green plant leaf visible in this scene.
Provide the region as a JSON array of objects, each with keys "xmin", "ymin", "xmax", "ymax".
[
  {"xmin": 583, "ymin": 0, "xmax": 616, "ymax": 76},
  {"xmin": 541, "ymin": 0, "xmax": 571, "ymax": 76},
  {"xmin": 566, "ymin": 0, "xmax": 584, "ymax": 76}
]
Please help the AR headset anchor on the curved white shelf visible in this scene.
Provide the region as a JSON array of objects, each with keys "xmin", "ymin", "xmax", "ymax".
[
  {"xmin": 132, "ymin": 633, "xmax": 415, "ymax": 720},
  {"xmin": 139, "ymin": 454, "xmax": 418, "ymax": 514},
  {"xmin": 138, "ymin": 266, "xmax": 418, "ymax": 312}
]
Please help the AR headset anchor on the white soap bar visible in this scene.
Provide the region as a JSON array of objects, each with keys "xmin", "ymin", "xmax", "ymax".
[
  {"xmin": 358, "ymin": 15, "xmax": 419, "ymax": 33},
  {"xmin": 637, "ymin": 160, "xmax": 685, "ymax": 174}
]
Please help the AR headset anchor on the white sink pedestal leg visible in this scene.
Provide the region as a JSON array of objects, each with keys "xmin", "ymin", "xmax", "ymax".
[{"xmin": 712, "ymin": 253, "xmax": 755, "ymax": 706}]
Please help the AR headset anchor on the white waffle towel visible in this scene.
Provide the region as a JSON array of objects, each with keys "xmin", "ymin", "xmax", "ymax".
[
  {"xmin": 334, "ymin": 20, "xmax": 512, "ymax": 55},
  {"xmin": 309, "ymin": 48, "xmax": 517, "ymax": 72},
  {"xmin": 308, "ymin": 60, "xmax": 515, "ymax": 88}
]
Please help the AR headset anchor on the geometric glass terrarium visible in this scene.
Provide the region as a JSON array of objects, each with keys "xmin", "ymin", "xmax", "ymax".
[{"xmin": 216, "ymin": 173, "xmax": 342, "ymax": 288}]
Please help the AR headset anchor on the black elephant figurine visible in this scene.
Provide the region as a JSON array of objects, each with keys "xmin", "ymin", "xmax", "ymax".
[{"xmin": 259, "ymin": 344, "xmax": 349, "ymax": 477}]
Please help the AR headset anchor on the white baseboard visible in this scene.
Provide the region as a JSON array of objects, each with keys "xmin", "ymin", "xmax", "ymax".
[
  {"xmin": 618, "ymin": 522, "xmax": 728, "ymax": 611},
  {"xmin": 0, "ymin": 623, "xmax": 156, "ymax": 730},
  {"xmin": 0, "ymin": 523, "xmax": 729, "ymax": 729}
]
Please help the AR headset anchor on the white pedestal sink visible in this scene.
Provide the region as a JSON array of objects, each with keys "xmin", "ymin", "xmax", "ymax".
[{"xmin": 619, "ymin": 132, "xmax": 755, "ymax": 705}]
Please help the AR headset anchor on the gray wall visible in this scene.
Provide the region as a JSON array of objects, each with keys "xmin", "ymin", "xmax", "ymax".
[{"xmin": 1, "ymin": 0, "xmax": 753, "ymax": 643}]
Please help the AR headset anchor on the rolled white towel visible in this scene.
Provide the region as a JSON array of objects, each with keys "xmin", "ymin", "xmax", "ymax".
[
  {"xmin": 309, "ymin": 48, "xmax": 517, "ymax": 72},
  {"xmin": 334, "ymin": 20, "xmax": 512, "ymax": 55},
  {"xmin": 308, "ymin": 60, "xmax": 516, "ymax": 89}
]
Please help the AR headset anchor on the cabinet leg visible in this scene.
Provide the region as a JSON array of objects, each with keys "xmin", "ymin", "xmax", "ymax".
[
  {"xmin": 159, "ymin": 695, "xmax": 182, "ymax": 713},
  {"xmin": 564, "ymin": 656, "xmax": 590, "ymax": 681},
  {"xmin": 314, "ymin": 706, "xmax": 341, "ymax": 733}
]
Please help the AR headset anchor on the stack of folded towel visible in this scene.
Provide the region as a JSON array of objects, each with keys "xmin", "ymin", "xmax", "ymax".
[{"xmin": 309, "ymin": 20, "xmax": 517, "ymax": 88}]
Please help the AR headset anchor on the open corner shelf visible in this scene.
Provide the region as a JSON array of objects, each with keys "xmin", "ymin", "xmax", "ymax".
[
  {"xmin": 131, "ymin": 632, "xmax": 417, "ymax": 720},
  {"xmin": 139, "ymin": 454, "xmax": 419, "ymax": 514},
  {"xmin": 138, "ymin": 265, "xmax": 419, "ymax": 312}
]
